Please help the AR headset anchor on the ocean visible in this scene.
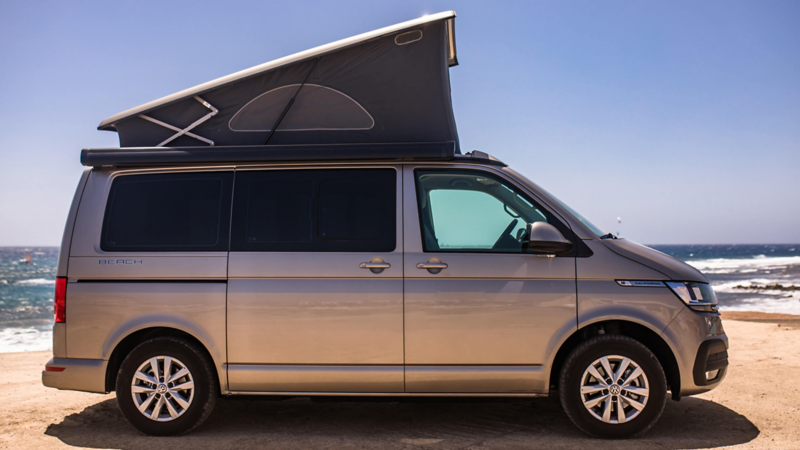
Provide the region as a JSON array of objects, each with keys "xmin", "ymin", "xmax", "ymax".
[
  {"xmin": 0, "ymin": 247, "xmax": 59, "ymax": 353},
  {"xmin": 1, "ymin": 244, "xmax": 798, "ymax": 353}
]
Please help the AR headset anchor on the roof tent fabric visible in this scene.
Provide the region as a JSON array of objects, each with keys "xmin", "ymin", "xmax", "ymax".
[{"xmin": 99, "ymin": 11, "xmax": 459, "ymax": 150}]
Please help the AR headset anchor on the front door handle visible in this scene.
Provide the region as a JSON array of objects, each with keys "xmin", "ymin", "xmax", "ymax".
[
  {"xmin": 360, "ymin": 258, "xmax": 390, "ymax": 274},
  {"xmin": 416, "ymin": 262, "xmax": 448, "ymax": 270},
  {"xmin": 416, "ymin": 257, "xmax": 448, "ymax": 274}
]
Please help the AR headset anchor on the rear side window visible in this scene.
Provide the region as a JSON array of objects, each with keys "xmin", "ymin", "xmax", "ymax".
[
  {"xmin": 102, "ymin": 172, "xmax": 234, "ymax": 252},
  {"xmin": 231, "ymin": 169, "xmax": 396, "ymax": 252}
]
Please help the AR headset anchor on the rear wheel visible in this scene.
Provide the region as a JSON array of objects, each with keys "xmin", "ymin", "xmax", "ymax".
[
  {"xmin": 559, "ymin": 335, "xmax": 667, "ymax": 438},
  {"xmin": 115, "ymin": 336, "xmax": 217, "ymax": 435}
]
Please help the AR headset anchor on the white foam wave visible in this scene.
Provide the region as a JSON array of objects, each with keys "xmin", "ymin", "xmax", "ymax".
[
  {"xmin": 720, "ymin": 297, "xmax": 800, "ymax": 315},
  {"xmin": 712, "ymin": 278, "xmax": 800, "ymax": 293},
  {"xmin": 0, "ymin": 326, "xmax": 52, "ymax": 353},
  {"xmin": 13, "ymin": 278, "xmax": 55, "ymax": 286},
  {"xmin": 687, "ymin": 256, "xmax": 800, "ymax": 274}
]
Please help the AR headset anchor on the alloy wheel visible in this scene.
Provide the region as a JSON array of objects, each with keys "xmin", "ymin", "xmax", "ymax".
[
  {"xmin": 131, "ymin": 356, "xmax": 195, "ymax": 422},
  {"xmin": 579, "ymin": 354, "xmax": 650, "ymax": 424}
]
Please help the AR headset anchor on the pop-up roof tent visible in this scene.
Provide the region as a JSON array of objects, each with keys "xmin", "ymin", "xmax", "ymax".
[{"xmin": 97, "ymin": 11, "xmax": 460, "ymax": 155}]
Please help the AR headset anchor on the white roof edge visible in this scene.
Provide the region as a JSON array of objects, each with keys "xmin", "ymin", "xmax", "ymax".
[{"xmin": 99, "ymin": 11, "xmax": 457, "ymax": 130}]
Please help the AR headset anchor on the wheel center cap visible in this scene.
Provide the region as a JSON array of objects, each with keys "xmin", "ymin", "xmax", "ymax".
[
  {"xmin": 156, "ymin": 384, "xmax": 168, "ymax": 394},
  {"xmin": 609, "ymin": 384, "xmax": 621, "ymax": 395}
]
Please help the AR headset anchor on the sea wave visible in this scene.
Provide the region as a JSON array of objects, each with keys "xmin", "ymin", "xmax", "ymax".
[
  {"xmin": 0, "ymin": 326, "xmax": 52, "ymax": 353},
  {"xmin": 712, "ymin": 278, "xmax": 800, "ymax": 292},
  {"xmin": 694, "ymin": 255, "xmax": 800, "ymax": 315},
  {"xmin": 719, "ymin": 297, "xmax": 800, "ymax": 315},
  {"xmin": 13, "ymin": 278, "xmax": 56, "ymax": 286},
  {"xmin": 712, "ymin": 278, "xmax": 800, "ymax": 315},
  {"xmin": 687, "ymin": 256, "xmax": 800, "ymax": 274}
]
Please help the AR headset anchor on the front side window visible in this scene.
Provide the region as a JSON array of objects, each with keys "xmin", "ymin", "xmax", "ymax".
[
  {"xmin": 415, "ymin": 169, "xmax": 568, "ymax": 253},
  {"xmin": 231, "ymin": 169, "xmax": 396, "ymax": 252},
  {"xmin": 102, "ymin": 172, "xmax": 234, "ymax": 252}
]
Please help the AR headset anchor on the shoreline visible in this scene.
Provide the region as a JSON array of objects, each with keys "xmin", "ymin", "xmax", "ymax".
[{"xmin": 720, "ymin": 310, "xmax": 800, "ymax": 325}]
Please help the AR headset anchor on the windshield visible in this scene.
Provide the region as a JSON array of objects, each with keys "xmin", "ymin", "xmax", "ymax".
[{"xmin": 504, "ymin": 168, "xmax": 607, "ymax": 237}]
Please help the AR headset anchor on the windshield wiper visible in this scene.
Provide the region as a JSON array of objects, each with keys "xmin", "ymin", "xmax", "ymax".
[{"xmin": 599, "ymin": 233, "xmax": 617, "ymax": 239}]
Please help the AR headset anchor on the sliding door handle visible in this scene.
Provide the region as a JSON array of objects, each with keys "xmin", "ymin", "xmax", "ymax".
[
  {"xmin": 360, "ymin": 258, "xmax": 390, "ymax": 274},
  {"xmin": 360, "ymin": 262, "xmax": 391, "ymax": 269}
]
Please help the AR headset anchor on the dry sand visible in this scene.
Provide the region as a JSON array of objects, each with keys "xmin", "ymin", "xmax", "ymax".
[{"xmin": 1, "ymin": 312, "xmax": 799, "ymax": 449}]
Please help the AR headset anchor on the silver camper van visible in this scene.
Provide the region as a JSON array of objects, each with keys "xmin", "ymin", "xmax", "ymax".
[{"xmin": 43, "ymin": 11, "xmax": 728, "ymax": 439}]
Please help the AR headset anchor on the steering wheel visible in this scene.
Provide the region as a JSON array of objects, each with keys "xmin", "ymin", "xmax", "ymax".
[{"xmin": 492, "ymin": 219, "xmax": 519, "ymax": 250}]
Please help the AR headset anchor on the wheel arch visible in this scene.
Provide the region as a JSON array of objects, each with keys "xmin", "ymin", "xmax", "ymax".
[
  {"xmin": 105, "ymin": 326, "xmax": 223, "ymax": 393},
  {"xmin": 548, "ymin": 320, "xmax": 681, "ymax": 400}
]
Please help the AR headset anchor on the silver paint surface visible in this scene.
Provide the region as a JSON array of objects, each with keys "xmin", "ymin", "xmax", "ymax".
[
  {"xmin": 405, "ymin": 365, "xmax": 543, "ymax": 392},
  {"xmin": 41, "ymin": 357, "xmax": 107, "ymax": 393},
  {"xmin": 56, "ymin": 168, "xmax": 90, "ymax": 278},
  {"xmin": 226, "ymin": 278, "xmax": 404, "ymax": 366},
  {"xmin": 577, "ymin": 240, "xmax": 668, "ymax": 281},
  {"xmin": 603, "ymin": 238, "xmax": 708, "ymax": 283},
  {"xmin": 228, "ymin": 365, "xmax": 404, "ymax": 392},
  {"xmin": 64, "ymin": 282, "xmax": 228, "ymax": 391},
  {"xmin": 576, "ymin": 279, "xmax": 683, "ymax": 333}
]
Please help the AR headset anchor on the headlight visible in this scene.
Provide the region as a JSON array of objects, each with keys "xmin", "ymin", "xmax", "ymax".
[{"xmin": 666, "ymin": 281, "xmax": 718, "ymax": 312}]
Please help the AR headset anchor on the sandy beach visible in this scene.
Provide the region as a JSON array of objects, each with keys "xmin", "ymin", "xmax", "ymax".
[{"xmin": 1, "ymin": 312, "xmax": 798, "ymax": 449}]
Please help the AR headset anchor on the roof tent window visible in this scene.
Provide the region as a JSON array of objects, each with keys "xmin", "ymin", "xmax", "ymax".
[
  {"xmin": 228, "ymin": 84, "xmax": 374, "ymax": 132},
  {"xmin": 102, "ymin": 172, "xmax": 234, "ymax": 252},
  {"xmin": 231, "ymin": 169, "xmax": 396, "ymax": 252}
]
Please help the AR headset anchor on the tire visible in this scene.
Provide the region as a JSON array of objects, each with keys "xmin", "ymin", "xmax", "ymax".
[
  {"xmin": 115, "ymin": 336, "xmax": 218, "ymax": 436},
  {"xmin": 559, "ymin": 335, "xmax": 667, "ymax": 439}
]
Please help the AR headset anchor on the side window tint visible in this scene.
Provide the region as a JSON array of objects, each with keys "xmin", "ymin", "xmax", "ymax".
[
  {"xmin": 319, "ymin": 180, "xmax": 383, "ymax": 240},
  {"xmin": 415, "ymin": 170, "xmax": 564, "ymax": 253},
  {"xmin": 231, "ymin": 169, "xmax": 396, "ymax": 252},
  {"xmin": 246, "ymin": 178, "xmax": 313, "ymax": 243},
  {"xmin": 102, "ymin": 172, "xmax": 233, "ymax": 252}
]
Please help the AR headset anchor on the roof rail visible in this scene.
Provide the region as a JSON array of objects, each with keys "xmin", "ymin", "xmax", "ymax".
[{"xmin": 81, "ymin": 142, "xmax": 463, "ymax": 167}]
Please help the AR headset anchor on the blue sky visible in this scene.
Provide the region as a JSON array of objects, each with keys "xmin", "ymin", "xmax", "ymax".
[{"xmin": 1, "ymin": 0, "xmax": 798, "ymax": 245}]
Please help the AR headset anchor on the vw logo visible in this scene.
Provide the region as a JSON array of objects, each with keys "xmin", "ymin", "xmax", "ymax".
[{"xmin": 609, "ymin": 384, "xmax": 621, "ymax": 395}]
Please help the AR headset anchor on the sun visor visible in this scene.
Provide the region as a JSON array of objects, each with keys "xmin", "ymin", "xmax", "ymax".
[{"xmin": 99, "ymin": 12, "xmax": 459, "ymax": 151}]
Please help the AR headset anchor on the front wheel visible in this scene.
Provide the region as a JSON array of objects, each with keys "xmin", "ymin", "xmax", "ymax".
[
  {"xmin": 115, "ymin": 336, "xmax": 218, "ymax": 435},
  {"xmin": 559, "ymin": 335, "xmax": 667, "ymax": 438}
]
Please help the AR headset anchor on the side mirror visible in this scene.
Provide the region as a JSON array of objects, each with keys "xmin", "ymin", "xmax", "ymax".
[{"xmin": 526, "ymin": 222, "xmax": 573, "ymax": 255}]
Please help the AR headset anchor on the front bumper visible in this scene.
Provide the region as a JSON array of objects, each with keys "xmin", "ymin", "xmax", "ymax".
[
  {"xmin": 42, "ymin": 357, "xmax": 108, "ymax": 393},
  {"xmin": 693, "ymin": 339, "xmax": 728, "ymax": 386},
  {"xmin": 661, "ymin": 307, "xmax": 728, "ymax": 397}
]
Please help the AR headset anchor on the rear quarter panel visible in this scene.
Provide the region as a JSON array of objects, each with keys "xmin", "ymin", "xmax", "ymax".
[
  {"xmin": 64, "ymin": 281, "xmax": 227, "ymax": 385},
  {"xmin": 65, "ymin": 167, "xmax": 232, "ymax": 391}
]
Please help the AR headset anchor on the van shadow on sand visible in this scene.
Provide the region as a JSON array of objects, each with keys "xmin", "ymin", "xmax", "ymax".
[{"xmin": 46, "ymin": 395, "xmax": 758, "ymax": 449}]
